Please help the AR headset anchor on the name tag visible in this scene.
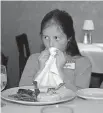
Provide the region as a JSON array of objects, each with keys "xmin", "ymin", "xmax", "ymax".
[{"xmin": 64, "ymin": 62, "xmax": 75, "ymax": 69}]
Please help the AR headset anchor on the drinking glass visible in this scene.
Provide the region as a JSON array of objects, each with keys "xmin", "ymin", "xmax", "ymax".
[
  {"xmin": 0, "ymin": 65, "xmax": 7, "ymax": 107},
  {"xmin": 41, "ymin": 105, "xmax": 73, "ymax": 113},
  {"xmin": 1, "ymin": 65, "xmax": 7, "ymax": 91}
]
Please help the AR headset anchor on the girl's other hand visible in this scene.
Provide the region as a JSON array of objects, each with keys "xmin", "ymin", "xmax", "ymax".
[
  {"xmin": 38, "ymin": 49, "xmax": 50, "ymax": 70},
  {"xmin": 56, "ymin": 50, "xmax": 66, "ymax": 70}
]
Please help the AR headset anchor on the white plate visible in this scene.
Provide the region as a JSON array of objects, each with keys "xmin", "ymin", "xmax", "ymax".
[
  {"xmin": 76, "ymin": 88, "xmax": 103, "ymax": 100},
  {"xmin": 1, "ymin": 86, "xmax": 76, "ymax": 105}
]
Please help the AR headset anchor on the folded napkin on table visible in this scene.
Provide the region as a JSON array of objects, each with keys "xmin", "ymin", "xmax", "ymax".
[{"xmin": 35, "ymin": 47, "xmax": 63, "ymax": 88}]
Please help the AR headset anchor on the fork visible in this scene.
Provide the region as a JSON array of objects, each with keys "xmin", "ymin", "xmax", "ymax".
[{"xmin": 47, "ymin": 83, "xmax": 65, "ymax": 93}]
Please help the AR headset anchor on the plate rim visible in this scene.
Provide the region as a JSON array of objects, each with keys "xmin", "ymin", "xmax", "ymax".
[
  {"xmin": 1, "ymin": 86, "xmax": 76, "ymax": 105},
  {"xmin": 76, "ymin": 88, "xmax": 103, "ymax": 100}
]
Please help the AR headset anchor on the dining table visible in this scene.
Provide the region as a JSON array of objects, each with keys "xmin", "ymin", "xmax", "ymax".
[
  {"xmin": 1, "ymin": 92, "xmax": 103, "ymax": 113},
  {"xmin": 1, "ymin": 43, "xmax": 103, "ymax": 113},
  {"xmin": 77, "ymin": 43, "xmax": 103, "ymax": 73}
]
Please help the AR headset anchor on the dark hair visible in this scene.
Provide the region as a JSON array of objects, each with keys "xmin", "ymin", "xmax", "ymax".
[{"xmin": 40, "ymin": 9, "xmax": 81, "ymax": 56}]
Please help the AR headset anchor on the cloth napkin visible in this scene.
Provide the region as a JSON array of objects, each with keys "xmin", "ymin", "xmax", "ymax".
[{"xmin": 35, "ymin": 47, "xmax": 63, "ymax": 88}]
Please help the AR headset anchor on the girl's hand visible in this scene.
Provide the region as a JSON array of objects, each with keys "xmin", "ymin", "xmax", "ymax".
[
  {"xmin": 38, "ymin": 49, "xmax": 50, "ymax": 70},
  {"xmin": 56, "ymin": 50, "xmax": 66, "ymax": 70}
]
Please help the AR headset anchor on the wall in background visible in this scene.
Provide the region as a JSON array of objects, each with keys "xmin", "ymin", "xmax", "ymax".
[{"xmin": 1, "ymin": 1, "xmax": 103, "ymax": 88}]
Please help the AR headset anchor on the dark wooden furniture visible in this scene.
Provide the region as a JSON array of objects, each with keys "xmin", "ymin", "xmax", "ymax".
[
  {"xmin": 16, "ymin": 33, "xmax": 31, "ymax": 80},
  {"xmin": 1, "ymin": 52, "xmax": 8, "ymax": 69},
  {"xmin": 90, "ymin": 73, "xmax": 103, "ymax": 88}
]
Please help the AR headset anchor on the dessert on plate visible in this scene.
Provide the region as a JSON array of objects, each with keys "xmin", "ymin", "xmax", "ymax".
[{"xmin": 8, "ymin": 81, "xmax": 72, "ymax": 102}]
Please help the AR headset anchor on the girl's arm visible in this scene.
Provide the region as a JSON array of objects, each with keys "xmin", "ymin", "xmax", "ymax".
[
  {"xmin": 75, "ymin": 57, "xmax": 92, "ymax": 89},
  {"xmin": 58, "ymin": 68, "xmax": 78, "ymax": 91},
  {"xmin": 19, "ymin": 53, "xmax": 40, "ymax": 86}
]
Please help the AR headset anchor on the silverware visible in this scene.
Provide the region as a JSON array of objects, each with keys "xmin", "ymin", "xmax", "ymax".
[
  {"xmin": 32, "ymin": 81, "xmax": 38, "ymax": 89},
  {"xmin": 55, "ymin": 83, "xmax": 65, "ymax": 90},
  {"xmin": 47, "ymin": 83, "xmax": 65, "ymax": 93},
  {"xmin": 32, "ymin": 81, "xmax": 40, "ymax": 96}
]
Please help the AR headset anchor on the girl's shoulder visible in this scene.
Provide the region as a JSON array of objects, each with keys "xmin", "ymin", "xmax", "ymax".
[
  {"xmin": 73, "ymin": 55, "xmax": 92, "ymax": 67},
  {"xmin": 30, "ymin": 53, "xmax": 40, "ymax": 58},
  {"xmin": 28, "ymin": 53, "xmax": 40, "ymax": 61}
]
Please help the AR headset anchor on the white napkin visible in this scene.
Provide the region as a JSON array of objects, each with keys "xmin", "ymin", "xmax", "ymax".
[{"xmin": 35, "ymin": 47, "xmax": 63, "ymax": 88}]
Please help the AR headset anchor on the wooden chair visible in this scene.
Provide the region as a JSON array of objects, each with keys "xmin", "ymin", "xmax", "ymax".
[
  {"xmin": 100, "ymin": 81, "xmax": 103, "ymax": 88},
  {"xmin": 89, "ymin": 73, "xmax": 103, "ymax": 88},
  {"xmin": 16, "ymin": 33, "xmax": 31, "ymax": 80},
  {"xmin": 1, "ymin": 52, "xmax": 8, "ymax": 69}
]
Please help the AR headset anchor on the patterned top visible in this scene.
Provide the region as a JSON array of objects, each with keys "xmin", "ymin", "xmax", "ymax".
[{"xmin": 19, "ymin": 53, "xmax": 92, "ymax": 90}]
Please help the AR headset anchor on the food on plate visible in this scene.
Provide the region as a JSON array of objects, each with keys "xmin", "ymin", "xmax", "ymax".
[
  {"xmin": 8, "ymin": 81, "xmax": 40, "ymax": 102},
  {"xmin": 8, "ymin": 82, "xmax": 73, "ymax": 102},
  {"xmin": 56, "ymin": 86, "xmax": 73, "ymax": 98},
  {"xmin": 37, "ymin": 83, "xmax": 72, "ymax": 102},
  {"xmin": 8, "ymin": 88, "xmax": 40, "ymax": 102},
  {"xmin": 37, "ymin": 92, "xmax": 61, "ymax": 102}
]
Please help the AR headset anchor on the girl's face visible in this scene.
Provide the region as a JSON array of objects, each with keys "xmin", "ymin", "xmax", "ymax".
[{"xmin": 41, "ymin": 24, "xmax": 68, "ymax": 52}]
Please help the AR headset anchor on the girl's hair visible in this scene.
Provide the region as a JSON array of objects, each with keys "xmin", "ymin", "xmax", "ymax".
[{"xmin": 40, "ymin": 9, "xmax": 81, "ymax": 56}]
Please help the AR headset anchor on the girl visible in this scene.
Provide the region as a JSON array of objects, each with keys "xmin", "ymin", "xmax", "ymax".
[{"xmin": 19, "ymin": 9, "xmax": 92, "ymax": 91}]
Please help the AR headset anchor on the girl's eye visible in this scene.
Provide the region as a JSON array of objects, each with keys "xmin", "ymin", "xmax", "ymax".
[
  {"xmin": 54, "ymin": 36, "xmax": 60, "ymax": 41},
  {"xmin": 43, "ymin": 36, "xmax": 49, "ymax": 39}
]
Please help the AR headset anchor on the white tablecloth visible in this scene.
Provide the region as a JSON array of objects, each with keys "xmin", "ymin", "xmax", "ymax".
[
  {"xmin": 1, "ymin": 98, "xmax": 103, "ymax": 113},
  {"xmin": 77, "ymin": 43, "xmax": 103, "ymax": 73}
]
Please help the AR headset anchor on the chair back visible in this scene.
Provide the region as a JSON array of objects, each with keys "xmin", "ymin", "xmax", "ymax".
[
  {"xmin": 1, "ymin": 52, "xmax": 8, "ymax": 69},
  {"xmin": 16, "ymin": 33, "xmax": 31, "ymax": 79}
]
